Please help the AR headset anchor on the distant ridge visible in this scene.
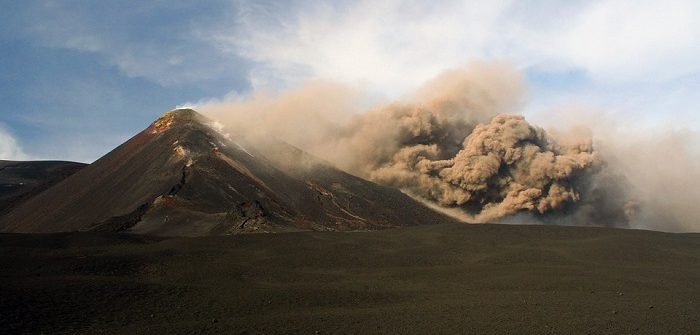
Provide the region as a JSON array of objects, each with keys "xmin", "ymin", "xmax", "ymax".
[{"xmin": 0, "ymin": 160, "xmax": 86, "ymax": 216}]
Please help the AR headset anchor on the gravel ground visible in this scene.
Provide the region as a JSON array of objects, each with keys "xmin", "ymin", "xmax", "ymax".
[{"xmin": 2, "ymin": 223, "xmax": 699, "ymax": 334}]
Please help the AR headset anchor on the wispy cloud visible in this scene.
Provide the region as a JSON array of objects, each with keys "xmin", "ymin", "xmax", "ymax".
[
  {"xmin": 19, "ymin": 0, "xmax": 251, "ymax": 86},
  {"xmin": 230, "ymin": 0, "xmax": 700, "ymax": 95},
  {"xmin": 15, "ymin": 0, "xmax": 700, "ymax": 96}
]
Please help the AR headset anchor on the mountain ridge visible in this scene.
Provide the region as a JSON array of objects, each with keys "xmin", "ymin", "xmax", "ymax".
[{"xmin": 0, "ymin": 109, "xmax": 457, "ymax": 236}]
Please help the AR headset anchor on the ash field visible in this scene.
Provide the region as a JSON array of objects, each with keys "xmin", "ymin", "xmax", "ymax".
[{"xmin": 2, "ymin": 224, "xmax": 700, "ymax": 334}]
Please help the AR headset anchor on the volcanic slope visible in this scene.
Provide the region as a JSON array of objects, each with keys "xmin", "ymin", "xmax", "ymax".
[
  {"xmin": 0, "ymin": 160, "xmax": 86, "ymax": 216},
  {"xmin": 0, "ymin": 109, "xmax": 456, "ymax": 236}
]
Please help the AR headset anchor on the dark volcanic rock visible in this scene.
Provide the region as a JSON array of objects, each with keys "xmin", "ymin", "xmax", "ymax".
[{"xmin": 0, "ymin": 109, "xmax": 456, "ymax": 236}]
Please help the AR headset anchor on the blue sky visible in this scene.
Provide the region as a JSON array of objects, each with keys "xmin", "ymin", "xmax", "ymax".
[{"xmin": 1, "ymin": 0, "xmax": 699, "ymax": 162}]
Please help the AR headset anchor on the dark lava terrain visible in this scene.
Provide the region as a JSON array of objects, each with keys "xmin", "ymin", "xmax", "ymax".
[{"xmin": 2, "ymin": 223, "xmax": 699, "ymax": 334}]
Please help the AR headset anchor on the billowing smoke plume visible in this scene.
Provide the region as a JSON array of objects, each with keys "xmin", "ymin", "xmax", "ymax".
[
  {"xmin": 199, "ymin": 62, "xmax": 698, "ymax": 232},
  {"xmin": 367, "ymin": 114, "xmax": 598, "ymax": 222}
]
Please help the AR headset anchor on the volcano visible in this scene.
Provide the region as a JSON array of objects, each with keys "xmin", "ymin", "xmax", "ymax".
[{"xmin": 0, "ymin": 109, "xmax": 455, "ymax": 236}]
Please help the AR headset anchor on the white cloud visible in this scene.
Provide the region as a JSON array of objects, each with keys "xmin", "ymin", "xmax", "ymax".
[
  {"xmin": 232, "ymin": 0, "xmax": 512, "ymax": 94},
  {"xmin": 20, "ymin": 0, "xmax": 700, "ymax": 95},
  {"xmin": 562, "ymin": 0, "xmax": 700, "ymax": 82},
  {"xmin": 231, "ymin": 0, "xmax": 700, "ymax": 95},
  {"xmin": 0, "ymin": 127, "xmax": 29, "ymax": 160}
]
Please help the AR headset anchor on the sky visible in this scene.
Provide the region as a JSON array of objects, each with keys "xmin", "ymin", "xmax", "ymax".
[{"xmin": 1, "ymin": 0, "xmax": 699, "ymax": 162}]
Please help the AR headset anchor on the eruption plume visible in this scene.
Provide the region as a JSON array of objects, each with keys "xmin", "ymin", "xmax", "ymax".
[
  {"xmin": 368, "ymin": 114, "xmax": 597, "ymax": 222},
  {"xmin": 199, "ymin": 62, "xmax": 699, "ymax": 231}
]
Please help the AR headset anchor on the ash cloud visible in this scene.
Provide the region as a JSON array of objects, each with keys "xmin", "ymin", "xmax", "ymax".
[
  {"xmin": 199, "ymin": 62, "xmax": 698, "ymax": 232},
  {"xmin": 371, "ymin": 114, "xmax": 598, "ymax": 223}
]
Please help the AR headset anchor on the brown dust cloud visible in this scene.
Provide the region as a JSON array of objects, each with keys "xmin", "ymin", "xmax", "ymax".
[{"xmin": 199, "ymin": 62, "xmax": 700, "ymax": 232}]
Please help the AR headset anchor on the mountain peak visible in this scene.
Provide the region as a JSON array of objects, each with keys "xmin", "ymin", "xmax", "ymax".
[
  {"xmin": 150, "ymin": 108, "xmax": 206, "ymax": 134},
  {"xmin": 1, "ymin": 107, "xmax": 457, "ymax": 236},
  {"xmin": 168, "ymin": 107, "xmax": 199, "ymax": 117}
]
